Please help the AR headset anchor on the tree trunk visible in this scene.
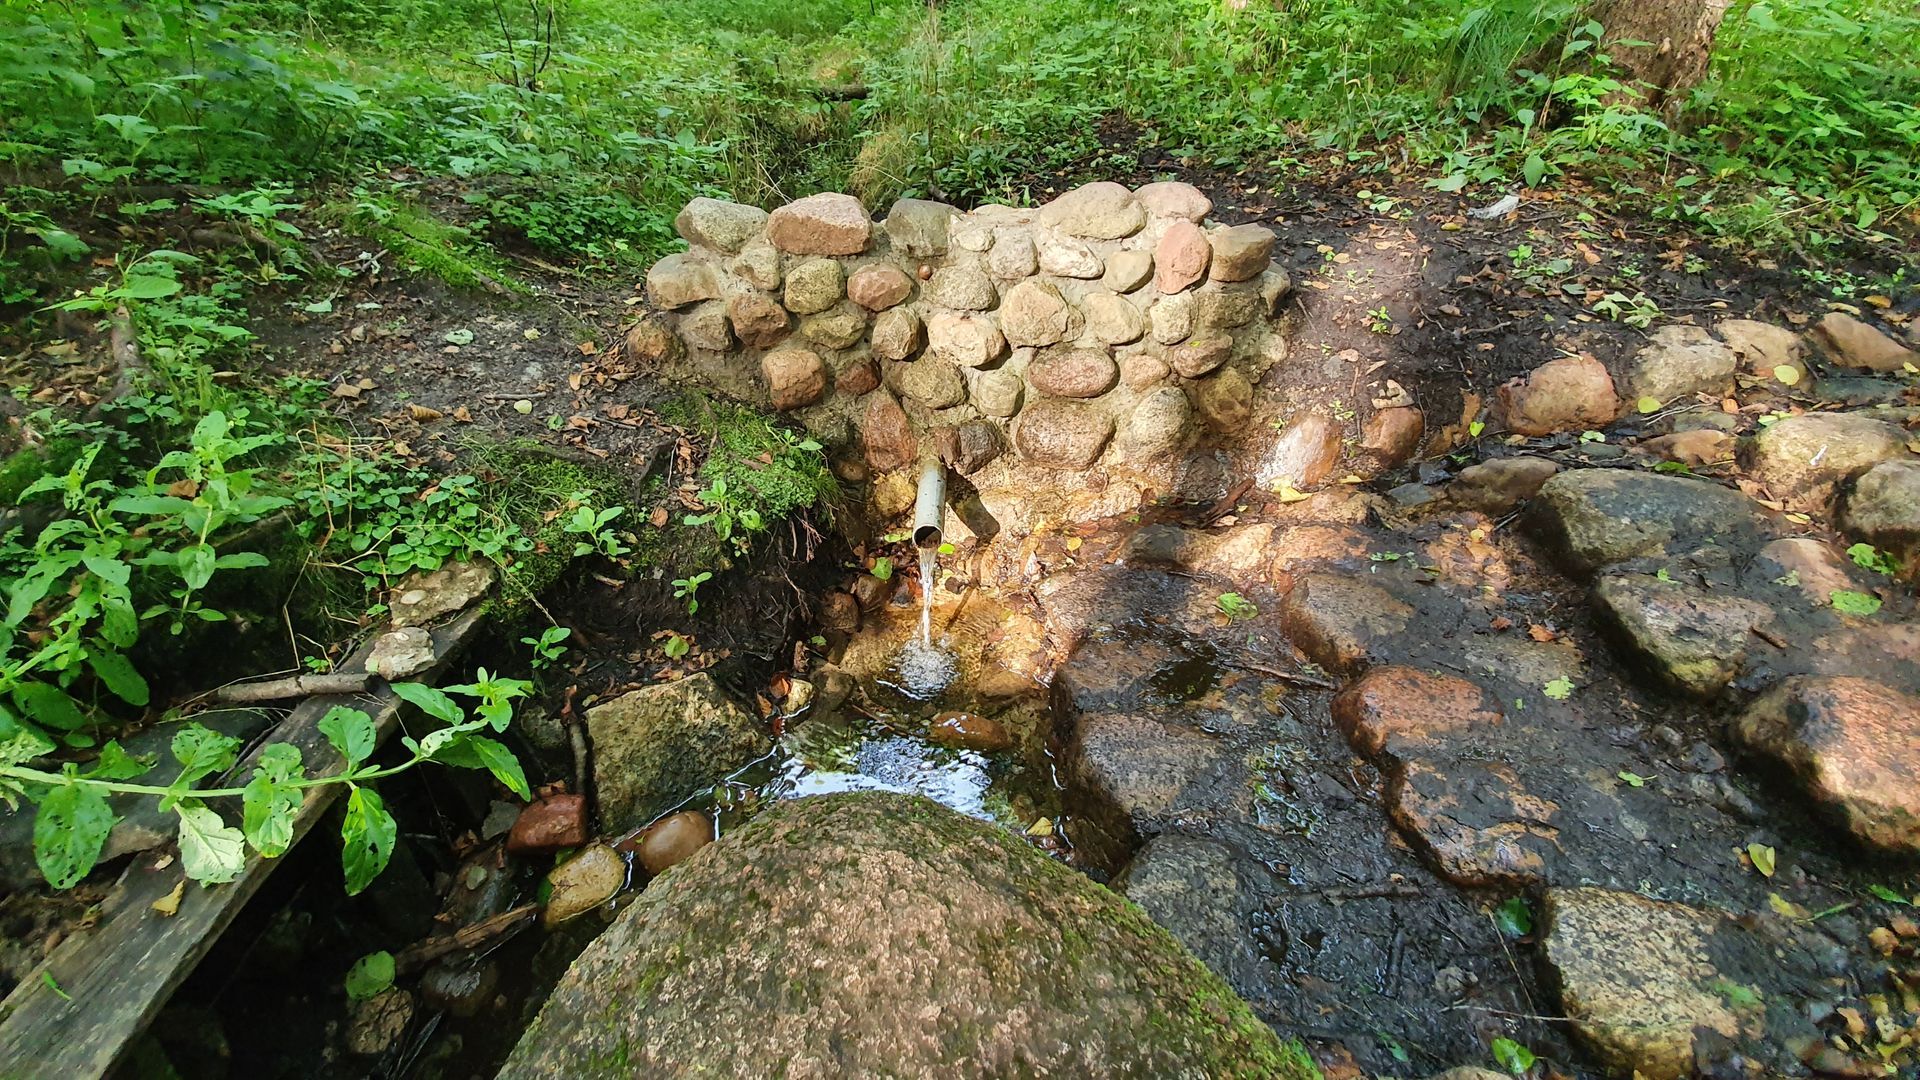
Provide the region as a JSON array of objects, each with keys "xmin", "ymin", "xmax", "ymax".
[{"xmin": 1589, "ymin": 0, "xmax": 1731, "ymax": 109}]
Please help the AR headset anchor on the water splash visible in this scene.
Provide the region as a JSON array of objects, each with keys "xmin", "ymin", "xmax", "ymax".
[{"xmin": 885, "ymin": 636, "xmax": 956, "ymax": 701}]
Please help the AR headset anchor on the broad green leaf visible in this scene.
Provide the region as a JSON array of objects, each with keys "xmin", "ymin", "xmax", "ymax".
[
  {"xmin": 175, "ymin": 803, "xmax": 246, "ymax": 885},
  {"xmin": 446, "ymin": 735, "xmax": 529, "ymax": 799},
  {"xmin": 1635, "ymin": 396, "xmax": 1662, "ymax": 414},
  {"xmin": 1867, "ymin": 884, "xmax": 1912, "ymax": 905},
  {"xmin": 389, "ymin": 683, "xmax": 463, "ymax": 726},
  {"xmin": 171, "ymin": 725, "xmax": 241, "ymax": 789},
  {"xmin": 1522, "ymin": 152, "xmax": 1546, "ymax": 188},
  {"xmin": 341, "ymin": 785, "xmax": 397, "ymax": 896},
  {"xmin": 1490, "ymin": 1036, "xmax": 1536, "ymax": 1074},
  {"xmin": 34, "ymin": 781, "xmax": 116, "ymax": 889},
  {"xmin": 86, "ymin": 649, "xmax": 150, "ymax": 706},
  {"xmin": 1492, "ymin": 896, "xmax": 1532, "ymax": 937},
  {"xmin": 1617, "ymin": 770, "xmax": 1647, "ymax": 787},
  {"xmin": 0, "ymin": 714, "xmax": 57, "ymax": 768},
  {"xmin": 86, "ymin": 740, "xmax": 155, "ymax": 781},
  {"xmin": 345, "ymin": 951, "xmax": 395, "ymax": 1001},
  {"xmin": 241, "ymin": 744, "xmax": 306, "ymax": 858},
  {"xmin": 106, "ymin": 494, "xmax": 195, "ymax": 516},
  {"xmin": 870, "ymin": 557, "xmax": 893, "ymax": 582},
  {"xmin": 318, "ymin": 707, "xmax": 377, "ymax": 769},
  {"xmin": 12, "ymin": 683, "xmax": 89, "ymax": 731}
]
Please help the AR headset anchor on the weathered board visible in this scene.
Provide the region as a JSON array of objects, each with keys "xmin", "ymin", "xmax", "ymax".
[{"xmin": 0, "ymin": 608, "xmax": 487, "ymax": 1080}]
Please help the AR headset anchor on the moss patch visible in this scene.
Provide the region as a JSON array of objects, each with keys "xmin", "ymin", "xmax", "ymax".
[{"xmin": 330, "ymin": 197, "xmax": 525, "ymax": 295}]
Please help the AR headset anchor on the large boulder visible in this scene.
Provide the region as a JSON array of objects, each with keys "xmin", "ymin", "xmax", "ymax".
[
  {"xmin": 1732, "ymin": 675, "xmax": 1920, "ymax": 853},
  {"xmin": 673, "ymin": 197, "xmax": 768, "ymax": 254},
  {"xmin": 1592, "ymin": 573, "xmax": 1772, "ymax": 697},
  {"xmin": 1622, "ymin": 324, "xmax": 1736, "ymax": 404},
  {"xmin": 586, "ymin": 673, "xmax": 771, "ymax": 834},
  {"xmin": 1034, "ymin": 181, "xmax": 1145, "ymax": 240},
  {"xmin": 500, "ymin": 793, "xmax": 1309, "ymax": 1080},
  {"xmin": 1840, "ymin": 459, "xmax": 1920, "ymax": 559},
  {"xmin": 1529, "ymin": 469, "xmax": 1763, "ymax": 577},
  {"xmin": 1497, "ymin": 355, "xmax": 1619, "ymax": 436}
]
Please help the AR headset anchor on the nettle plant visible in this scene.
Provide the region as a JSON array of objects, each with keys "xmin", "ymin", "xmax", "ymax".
[
  {"xmin": 0, "ymin": 673, "xmax": 530, "ymax": 892},
  {"xmin": 2, "ymin": 412, "xmax": 289, "ymax": 747}
]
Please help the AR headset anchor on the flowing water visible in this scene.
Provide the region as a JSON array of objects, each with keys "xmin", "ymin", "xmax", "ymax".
[{"xmin": 918, "ymin": 545, "xmax": 936, "ymax": 644}]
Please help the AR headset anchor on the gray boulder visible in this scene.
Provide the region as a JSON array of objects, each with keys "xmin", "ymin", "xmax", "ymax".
[
  {"xmin": 586, "ymin": 673, "xmax": 770, "ymax": 834},
  {"xmin": 501, "ymin": 793, "xmax": 1311, "ymax": 1079},
  {"xmin": 1529, "ymin": 469, "xmax": 1763, "ymax": 577}
]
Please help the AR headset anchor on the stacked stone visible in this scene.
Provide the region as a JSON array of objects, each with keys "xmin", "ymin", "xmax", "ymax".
[{"xmin": 633, "ymin": 183, "xmax": 1292, "ymax": 477}]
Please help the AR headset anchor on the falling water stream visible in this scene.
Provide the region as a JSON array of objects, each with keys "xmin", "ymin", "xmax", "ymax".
[{"xmin": 918, "ymin": 545, "xmax": 936, "ymax": 645}]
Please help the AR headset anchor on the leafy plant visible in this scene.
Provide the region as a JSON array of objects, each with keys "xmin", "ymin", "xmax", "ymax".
[
  {"xmin": 671, "ymin": 571, "xmax": 712, "ymax": 615},
  {"xmin": 1490, "ymin": 1036, "xmax": 1537, "ymax": 1075},
  {"xmin": 563, "ymin": 492, "xmax": 630, "ymax": 559},
  {"xmin": 1830, "ymin": 590, "xmax": 1883, "ymax": 616},
  {"xmin": 1217, "ymin": 593, "xmax": 1260, "ymax": 621},
  {"xmin": 0, "ymin": 672, "xmax": 530, "ymax": 892},
  {"xmin": 1846, "ymin": 543, "xmax": 1901, "ymax": 575},
  {"xmin": 521, "ymin": 625, "xmax": 571, "ymax": 669}
]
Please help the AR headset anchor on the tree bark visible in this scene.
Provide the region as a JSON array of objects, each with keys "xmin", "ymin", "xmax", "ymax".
[{"xmin": 1589, "ymin": 0, "xmax": 1731, "ymax": 109}]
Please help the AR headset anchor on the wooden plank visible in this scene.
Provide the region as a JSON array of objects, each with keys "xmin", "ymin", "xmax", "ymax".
[{"xmin": 0, "ymin": 608, "xmax": 487, "ymax": 1080}]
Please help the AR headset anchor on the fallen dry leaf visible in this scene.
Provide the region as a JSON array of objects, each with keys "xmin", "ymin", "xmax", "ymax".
[{"xmin": 151, "ymin": 880, "xmax": 185, "ymax": 917}]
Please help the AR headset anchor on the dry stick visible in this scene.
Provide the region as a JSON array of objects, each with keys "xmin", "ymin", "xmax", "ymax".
[
  {"xmin": 214, "ymin": 672, "xmax": 371, "ymax": 703},
  {"xmin": 84, "ymin": 304, "xmax": 149, "ymax": 422},
  {"xmin": 394, "ymin": 903, "xmax": 540, "ymax": 975},
  {"xmin": 1224, "ymin": 659, "xmax": 1338, "ymax": 691}
]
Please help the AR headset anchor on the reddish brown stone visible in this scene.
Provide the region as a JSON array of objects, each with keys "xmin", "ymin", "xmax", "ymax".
[
  {"xmin": 861, "ymin": 391, "xmax": 915, "ymax": 472},
  {"xmin": 835, "ymin": 358, "xmax": 880, "ymax": 397},
  {"xmin": 507, "ymin": 794, "xmax": 589, "ymax": 855},
  {"xmin": 765, "ymin": 192, "xmax": 871, "ymax": 256},
  {"xmin": 634, "ymin": 811, "xmax": 714, "ymax": 875},
  {"xmin": 1332, "ymin": 666, "xmax": 1502, "ymax": 763},
  {"xmin": 927, "ymin": 711, "xmax": 1013, "ymax": 752},
  {"xmin": 728, "ymin": 292, "xmax": 791, "ymax": 349},
  {"xmin": 1361, "ymin": 407, "xmax": 1425, "ymax": 467},
  {"xmin": 1155, "ymin": 220, "xmax": 1211, "ymax": 294},
  {"xmin": 761, "ymin": 348, "xmax": 826, "ymax": 411},
  {"xmin": 847, "ymin": 264, "xmax": 914, "ymax": 311},
  {"xmin": 1280, "ymin": 574, "xmax": 1413, "ymax": 675},
  {"xmin": 1029, "ymin": 348, "xmax": 1118, "ymax": 399},
  {"xmin": 1733, "ymin": 676, "xmax": 1920, "ymax": 853},
  {"xmin": 1389, "ymin": 760, "xmax": 1559, "ymax": 887},
  {"xmin": 1498, "ymin": 355, "xmax": 1620, "ymax": 436}
]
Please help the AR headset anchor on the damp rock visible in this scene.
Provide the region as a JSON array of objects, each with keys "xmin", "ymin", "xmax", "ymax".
[
  {"xmin": 541, "ymin": 843, "xmax": 628, "ymax": 928},
  {"xmin": 586, "ymin": 673, "xmax": 771, "ymax": 834},
  {"xmin": 1389, "ymin": 759, "xmax": 1558, "ymax": 887},
  {"xmin": 1332, "ymin": 666, "xmax": 1502, "ymax": 764},
  {"xmin": 422, "ymin": 959, "xmax": 499, "ymax": 1019},
  {"xmin": 633, "ymin": 811, "xmax": 714, "ymax": 876},
  {"xmin": 861, "ymin": 391, "xmax": 916, "ymax": 472},
  {"xmin": 934, "ymin": 422, "xmax": 1002, "ymax": 475},
  {"xmin": 1361, "ymin": 407, "xmax": 1424, "ymax": 468},
  {"xmin": 927, "ymin": 711, "xmax": 1012, "ymax": 752},
  {"xmin": 1840, "ymin": 459, "xmax": 1920, "ymax": 560},
  {"xmin": 1592, "ymin": 573, "xmax": 1772, "ymax": 698},
  {"xmin": 1280, "ymin": 574, "xmax": 1414, "ymax": 675},
  {"xmin": 1258, "ymin": 413, "xmax": 1343, "ymax": 489},
  {"xmin": 346, "ymin": 989, "xmax": 414, "ymax": 1057},
  {"xmin": 499, "ymin": 793, "xmax": 1294, "ymax": 1079},
  {"xmin": 1633, "ymin": 428, "xmax": 1733, "ymax": 467},
  {"xmin": 1541, "ymin": 887, "xmax": 1741, "ymax": 1080},
  {"xmin": 1113, "ymin": 835, "xmax": 1267, "ymax": 991},
  {"xmin": 819, "ymin": 590, "xmax": 861, "ymax": 633},
  {"xmin": 851, "ymin": 571, "xmax": 895, "ymax": 612},
  {"xmin": 1529, "ymin": 469, "xmax": 1762, "ymax": 577},
  {"xmin": 366, "ymin": 627, "xmax": 435, "ymax": 678},
  {"xmin": 507, "ymin": 793, "xmax": 590, "ymax": 855},
  {"xmin": 1065, "ymin": 712, "xmax": 1223, "ymax": 847},
  {"xmin": 1188, "ymin": 367, "xmax": 1252, "ymax": 432},
  {"xmin": 1446, "ymin": 457, "xmax": 1558, "ymax": 513},
  {"xmin": 1732, "ymin": 675, "xmax": 1920, "ymax": 854}
]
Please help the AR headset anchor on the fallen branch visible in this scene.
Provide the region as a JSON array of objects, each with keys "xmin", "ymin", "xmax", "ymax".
[
  {"xmin": 214, "ymin": 672, "xmax": 371, "ymax": 703},
  {"xmin": 394, "ymin": 903, "xmax": 540, "ymax": 975},
  {"xmin": 1225, "ymin": 659, "xmax": 1338, "ymax": 691}
]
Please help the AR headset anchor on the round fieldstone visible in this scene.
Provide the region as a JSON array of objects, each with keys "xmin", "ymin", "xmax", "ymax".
[
  {"xmin": 882, "ymin": 197, "xmax": 956, "ymax": 257},
  {"xmin": 1034, "ymin": 181, "xmax": 1145, "ymax": 240},
  {"xmin": 677, "ymin": 301, "xmax": 733, "ymax": 352},
  {"xmin": 727, "ymin": 293, "xmax": 790, "ymax": 349},
  {"xmin": 970, "ymin": 369, "xmax": 1024, "ymax": 418},
  {"xmin": 766, "ymin": 192, "xmax": 871, "ymax": 256},
  {"xmin": 835, "ymin": 357, "xmax": 880, "ymax": 397},
  {"xmin": 1193, "ymin": 283, "xmax": 1260, "ymax": 329},
  {"xmin": 1188, "ymin": 367, "xmax": 1252, "ymax": 432},
  {"xmin": 728, "ymin": 238, "xmax": 782, "ymax": 291},
  {"xmin": 783, "ymin": 259, "xmax": 844, "ymax": 315},
  {"xmin": 862, "ymin": 392, "xmax": 915, "ymax": 471},
  {"xmin": 923, "ymin": 266, "xmax": 997, "ymax": 311},
  {"xmin": 1498, "ymin": 355, "xmax": 1620, "ymax": 436},
  {"xmin": 1120, "ymin": 350, "xmax": 1171, "ymax": 389},
  {"xmin": 1134, "ymin": 181, "xmax": 1213, "ymax": 223},
  {"xmin": 1083, "ymin": 292, "xmax": 1145, "ymax": 345},
  {"xmin": 674, "ymin": 198, "xmax": 768, "ymax": 254},
  {"xmin": 925, "ymin": 312, "xmax": 1006, "ymax": 368},
  {"xmin": 1103, "ymin": 249, "xmax": 1154, "ymax": 293},
  {"xmin": 987, "ymin": 229, "xmax": 1039, "ymax": 279},
  {"xmin": 646, "ymin": 253, "xmax": 720, "ymax": 310},
  {"xmin": 1149, "ymin": 292, "xmax": 1194, "ymax": 345},
  {"xmin": 1119, "ymin": 386, "xmax": 1194, "ymax": 461},
  {"xmin": 897, "ymin": 357, "xmax": 966, "ymax": 409},
  {"xmin": 1000, "ymin": 280, "xmax": 1080, "ymax": 347},
  {"xmin": 1744, "ymin": 412, "xmax": 1908, "ymax": 510},
  {"xmin": 1207, "ymin": 224, "xmax": 1275, "ymax": 282},
  {"xmin": 870, "ymin": 307, "xmax": 922, "ymax": 361},
  {"xmin": 1013, "ymin": 398, "xmax": 1114, "ymax": 468},
  {"xmin": 762, "ymin": 348, "xmax": 826, "ymax": 411},
  {"xmin": 847, "ymin": 264, "xmax": 914, "ymax": 311},
  {"xmin": 1170, "ymin": 333, "xmax": 1231, "ymax": 378},
  {"xmin": 801, "ymin": 305, "xmax": 866, "ymax": 350},
  {"xmin": 1155, "ymin": 220, "xmax": 1211, "ymax": 293},
  {"xmin": 1841, "ymin": 460, "xmax": 1920, "ymax": 558},
  {"xmin": 1029, "ymin": 348, "xmax": 1118, "ymax": 399},
  {"xmin": 1036, "ymin": 231, "xmax": 1103, "ymax": 278}
]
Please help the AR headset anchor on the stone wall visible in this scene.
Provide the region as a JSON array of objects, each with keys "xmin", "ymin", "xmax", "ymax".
[{"xmin": 627, "ymin": 183, "xmax": 1295, "ymax": 531}]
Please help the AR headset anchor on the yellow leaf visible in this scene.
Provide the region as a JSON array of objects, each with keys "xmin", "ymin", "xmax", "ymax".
[
  {"xmin": 1025, "ymin": 817, "xmax": 1053, "ymax": 837},
  {"xmin": 1747, "ymin": 842, "xmax": 1777, "ymax": 878},
  {"xmin": 1771, "ymin": 365, "xmax": 1800, "ymax": 386},
  {"xmin": 152, "ymin": 880, "xmax": 185, "ymax": 917},
  {"xmin": 1636, "ymin": 396, "xmax": 1662, "ymax": 414},
  {"xmin": 1065, "ymin": 537, "xmax": 1082, "ymax": 551}
]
